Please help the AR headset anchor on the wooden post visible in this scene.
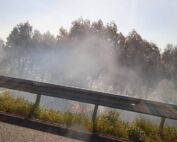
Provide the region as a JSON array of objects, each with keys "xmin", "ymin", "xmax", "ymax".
[
  {"xmin": 27, "ymin": 94, "xmax": 41, "ymax": 119},
  {"xmin": 159, "ymin": 117, "xmax": 166, "ymax": 137},
  {"xmin": 92, "ymin": 105, "xmax": 98, "ymax": 133}
]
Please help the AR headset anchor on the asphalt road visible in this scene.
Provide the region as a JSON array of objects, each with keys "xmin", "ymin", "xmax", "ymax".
[{"xmin": 0, "ymin": 122, "xmax": 81, "ymax": 142}]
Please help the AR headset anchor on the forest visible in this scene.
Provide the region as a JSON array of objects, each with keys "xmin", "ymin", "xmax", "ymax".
[
  {"xmin": 0, "ymin": 19, "xmax": 177, "ymax": 142},
  {"xmin": 0, "ymin": 19, "xmax": 177, "ymax": 103}
]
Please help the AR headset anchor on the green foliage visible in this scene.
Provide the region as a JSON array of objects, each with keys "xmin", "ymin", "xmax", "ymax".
[
  {"xmin": 6, "ymin": 22, "xmax": 32, "ymax": 48},
  {"xmin": 132, "ymin": 118, "xmax": 163, "ymax": 142},
  {"xmin": 0, "ymin": 92, "xmax": 177, "ymax": 142},
  {"xmin": 34, "ymin": 107, "xmax": 64, "ymax": 124},
  {"xmin": 2, "ymin": 19, "xmax": 177, "ymax": 98},
  {"xmin": 0, "ymin": 91, "xmax": 33, "ymax": 116},
  {"xmin": 144, "ymin": 135, "xmax": 162, "ymax": 142},
  {"xmin": 163, "ymin": 127, "xmax": 177, "ymax": 142},
  {"xmin": 62, "ymin": 112, "xmax": 91, "ymax": 129},
  {"xmin": 128, "ymin": 127, "xmax": 146, "ymax": 142},
  {"xmin": 134, "ymin": 118, "xmax": 158, "ymax": 136},
  {"xmin": 97, "ymin": 110, "xmax": 128, "ymax": 138}
]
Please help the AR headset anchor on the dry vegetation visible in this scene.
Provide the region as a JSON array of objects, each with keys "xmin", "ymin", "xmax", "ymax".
[{"xmin": 0, "ymin": 91, "xmax": 176, "ymax": 142}]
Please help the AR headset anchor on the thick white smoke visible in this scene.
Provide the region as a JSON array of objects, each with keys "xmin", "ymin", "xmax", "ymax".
[{"xmin": 0, "ymin": 31, "xmax": 177, "ymax": 126}]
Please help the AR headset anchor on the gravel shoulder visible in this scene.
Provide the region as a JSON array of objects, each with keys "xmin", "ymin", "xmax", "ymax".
[{"xmin": 0, "ymin": 122, "xmax": 81, "ymax": 142}]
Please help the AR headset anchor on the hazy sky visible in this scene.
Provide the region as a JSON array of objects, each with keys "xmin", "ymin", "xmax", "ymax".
[{"xmin": 0, "ymin": 0, "xmax": 177, "ymax": 49}]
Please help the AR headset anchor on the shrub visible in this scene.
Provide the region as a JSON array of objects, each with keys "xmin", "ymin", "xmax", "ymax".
[
  {"xmin": 128, "ymin": 127, "xmax": 146, "ymax": 142},
  {"xmin": 163, "ymin": 127, "xmax": 177, "ymax": 142},
  {"xmin": 97, "ymin": 110, "xmax": 128, "ymax": 138},
  {"xmin": 0, "ymin": 91, "xmax": 33, "ymax": 116},
  {"xmin": 0, "ymin": 91, "xmax": 177, "ymax": 142},
  {"xmin": 134, "ymin": 118, "xmax": 157, "ymax": 136}
]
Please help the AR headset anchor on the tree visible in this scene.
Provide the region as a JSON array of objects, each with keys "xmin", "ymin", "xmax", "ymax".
[
  {"xmin": 42, "ymin": 31, "xmax": 56, "ymax": 48},
  {"xmin": 5, "ymin": 22, "xmax": 33, "ymax": 77},
  {"xmin": 57, "ymin": 27, "xmax": 68, "ymax": 41},
  {"xmin": 6, "ymin": 22, "xmax": 32, "ymax": 48},
  {"xmin": 162, "ymin": 44, "xmax": 177, "ymax": 81},
  {"xmin": 2, "ymin": 19, "xmax": 177, "ymax": 98},
  {"xmin": 0, "ymin": 38, "xmax": 4, "ymax": 48},
  {"xmin": 91, "ymin": 19, "xmax": 104, "ymax": 33},
  {"xmin": 69, "ymin": 18, "xmax": 91, "ymax": 39},
  {"xmin": 32, "ymin": 30, "xmax": 43, "ymax": 44}
]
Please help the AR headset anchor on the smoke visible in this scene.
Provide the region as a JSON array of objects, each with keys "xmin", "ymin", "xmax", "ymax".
[
  {"xmin": 28, "ymin": 35, "xmax": 118, "ymax": 91},
  {"xmin": 0, "ymin": 47, "xmax": 5, "ymax": 63},
  {"xmin": 1, "ymin": 28, "xmax": 177, "ymax": 127},
  {"xmin": 148, "ymin": 79, "xmax": 177, "ymax": 104}
]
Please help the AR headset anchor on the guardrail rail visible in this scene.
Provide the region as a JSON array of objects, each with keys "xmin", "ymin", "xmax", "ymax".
[{"xmin": 0, "ymin": 76, "xmax": 177, "ymax": 142}]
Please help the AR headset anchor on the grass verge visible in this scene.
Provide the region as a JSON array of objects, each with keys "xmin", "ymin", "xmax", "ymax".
[{"xmin": 0, "ymin": 91, "xmax": 176, "ymax": 142}]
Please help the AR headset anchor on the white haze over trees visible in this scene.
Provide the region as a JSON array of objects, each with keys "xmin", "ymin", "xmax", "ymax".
[{"xmin": 0, "ymin": 19, "xmax": 177, "ymax": 109}]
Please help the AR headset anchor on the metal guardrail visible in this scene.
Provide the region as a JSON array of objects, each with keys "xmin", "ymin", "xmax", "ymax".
[{"xmin": 0, "ymin": 76, "xmax": 177, "ymax": 140}]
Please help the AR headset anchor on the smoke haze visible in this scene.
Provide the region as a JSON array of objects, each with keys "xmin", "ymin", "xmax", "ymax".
[{"xmin": 0, "ymin": 20, "xmax": 177, "ymax": 125}]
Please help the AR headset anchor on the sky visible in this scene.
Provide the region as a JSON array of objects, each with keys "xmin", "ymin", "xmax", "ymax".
[{"xmin": 0, "ymin": 0, "xmax": 177, "ymax": 49}]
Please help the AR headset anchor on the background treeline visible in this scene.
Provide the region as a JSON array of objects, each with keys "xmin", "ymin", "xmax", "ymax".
[{"xmin": 0, "ymin": 19, "xmax": 177, "ymax": 101}]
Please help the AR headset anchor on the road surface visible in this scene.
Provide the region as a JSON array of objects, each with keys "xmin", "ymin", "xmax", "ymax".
[{"xmin": 0, "ymin": 122, "xmax": 81, "ymax": 142}]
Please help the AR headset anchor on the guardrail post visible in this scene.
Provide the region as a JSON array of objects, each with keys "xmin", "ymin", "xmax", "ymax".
[
  {"xmin": 27, "ymin": 94, "xmax": 41, "ymax": 119},
  {"xmin": 159, "ymin": 117, "xmax": 166, "ymax": 137},
  {"xmin": 92, "ymin": 105, "xmax": 98, "ymax": 133}
]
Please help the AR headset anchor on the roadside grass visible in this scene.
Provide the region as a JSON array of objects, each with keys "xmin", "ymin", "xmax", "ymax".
[
  {"xmin": 34, "ymin": 107, "xmax": 92, "ymax": 131},
  {"xmin": 96, "ymin": 110, "xmax": 129, "ymax": 139},
  {"xmin": 0, "ymin": 90, "xmax": 33, "ymax": 116},
  {"xmin": 0, "ymin": 91, "xmax": 177, "ymax": 142}
]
